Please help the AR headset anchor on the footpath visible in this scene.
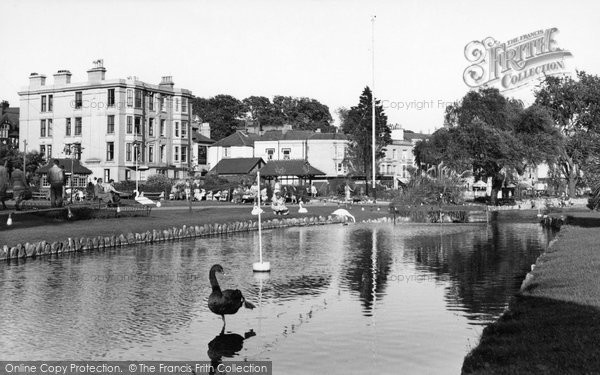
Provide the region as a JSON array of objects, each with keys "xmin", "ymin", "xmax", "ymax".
[{"xmin": 462, "ymin": 210, "xmax": 600, "ymax": 374}]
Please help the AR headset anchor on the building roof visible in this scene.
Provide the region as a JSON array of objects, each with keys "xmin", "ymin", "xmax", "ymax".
[
  {"xmin": 404, "ymin": 131, "xmax": 430, "ymax": 142},
  {"xmin": 212, "ymin": 131, "xmax": 260, "ymax": 147},
  {"xmin": 259, "ymin": 130, "xmax": 347, "ymax": 141},
  {"xmin": 0, "ymin": 108, "xmax": 19, "ymax": 136},
  {"xmin": 259, "ymin": 159, "xmax": 325, "ymax": 177},
  {"xmin": 210, "ymin": 157, "xmax": 265, "ymax": 175},
  {"xmin": 192, "ymin": 131, "xmax": 215, "ymax": 144},
  {"xmin": 37, "ymin": 158, "xmax": 93, "ymax": 175}
]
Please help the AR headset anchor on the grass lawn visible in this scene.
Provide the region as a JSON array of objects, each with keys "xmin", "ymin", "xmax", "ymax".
[
  {"xmin": 1, "ymin": 200, "xmax": 390, "ymax": 248},
  {"xmin": 463, "ymin": 217, "xmax": 600, "ymax": 374}
]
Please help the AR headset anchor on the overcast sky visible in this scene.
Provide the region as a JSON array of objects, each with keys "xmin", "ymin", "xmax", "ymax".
[{"xmin": 1, "ymin": 0, "xmax": 598, "ymax": 133}]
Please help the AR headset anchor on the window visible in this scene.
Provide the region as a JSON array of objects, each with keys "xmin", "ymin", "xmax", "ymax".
[
  {"xmin": 282, "ymin": 148, "xmax": 291, "ymax": 160},
  {"xmin": 127, "ymin": 89, "xmax": 133, "ymax": 107},
  {"xmin": 337, "ymin": 163, "xmax": 343, "ymax": 173},
  {"xmin": 134, "ymin": 116, "xmax": 141, "ymax": 135},
  {"xmin": 0, "ymin": 124, "xmax": 8, "ymax": 139},
  {"xmin": 107, "ymin": 89, "xmax": 115, "ymax": 107},
  {"xmin": 126, "ymin": 143, "xmax": 132, "ymax": 161},
  {"xmin": 181, "ymin": 121, "xmax": 187, "ymax": 138},
  {"xmin": 75, "ymin": 117, "xmax": 82, "ymax": 136},
  {"xmin": 160, "ymin": 145, "xmax": 165, "ymax": 162},
  {"xmin": 106, "ymin": 142, "xmax": 114, "ymax": 161},
  {"xmin": 41, "ymin": 95, "xmax": 47, "ymax": 112},
  {"xmin": 48, "ymin": 95, "xmax": 53, "ymax": 112},
  {"xmin": 125, "ymin": 170, "xmax": 131, "ymax": 181},
  {"xmin": 181, "ymin": 146, "xmax": 187, "ymax": 163},
  {"xmin": 66, "ymin": 118, "xmax": 72, "ymax": 136},
  {"xmin": 47, "ymin": 145, "xmax": 53, "ymax": 158},
  {"xmin": 198, "ymin": 145, "xmax": 207, "ymax": 164},
  {"xmin": 70, "ymin": 143, "xmax": 82, "ymax": 160},
  {"xmin": 47, "ymin": 119, "xmax": 53, "ymax": 137},
  {"xmin": 174, "ymin": 121, "xmax": 179, "ymax": 137},
  {"xmin": 135, "ymin": 89, "xmax": 142, "ymax": 108},
  {"xmin": 160, "ymin": 97, "xmax": 166, "ymax": 112},
  {"xmin": 148, "ymin": 118, "xmax": 154, "ymax": 137},
  {"xmin": 104, "ymin": 169, "xmax": 110, "ymax": 182},
  {"xmin": 182, "ymin": 98, "xmax": 187, "ymax": 113},
  {"xmin": 40, "ymin": 119, "xmax": 46, "ymax": 137},
  {"xmin": 266, "ymin": 148, "xmax": 275, "ymax": 160},
  {"xmin": 148, "ymin": 93, "xmax": 154, "ymax": 111},
  {"xmin": 174, "ymin": 146, "xmax": 179, "ymax": 162},
  {"xmin": 223, "ymin": 147, "xmax": 230, "ymax": 158},
  {"xmin": 75, "ymin": 92, "xmax": 82, "ymax": 109},
  {"xmin": 107, "ymin": 115, "xmax": 115, "ymax": 134},
  {"xmin": 160, "ymin": 119, "xmax": 165, "ymax": 137},
  {"xmin": 175, "ymin": 97, "xmax": 180, "ymax": 112},
  {"xmin": 127, "ymin": 116, "xmax": 133, "ymax": 134},
  {"xmin": 40, "ymin": 145, "xmax": 46, "ymax": 156},
  {"xmin": 148, "ymin": 145, "xmax": 154, "ymax": 163}
]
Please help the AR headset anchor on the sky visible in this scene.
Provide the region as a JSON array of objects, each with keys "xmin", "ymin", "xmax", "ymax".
[{"xmin": 1, "ymin": 0, "xmax": 599, "ymax": 133}]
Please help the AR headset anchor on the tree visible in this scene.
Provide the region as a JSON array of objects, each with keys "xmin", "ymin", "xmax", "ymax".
[
  {"xmin": 0, "ymin": 146, "xmax": 45, "ymax": 174},
  {"xmin": 415, "ymin": 88, "xmax": 560, "ymax": 204},
  {"xmin": 190, "ymin": 95, "xmax": 245, "ymax": 141},
  {"xmin": 534, "ymin": 71, "xmax": 600, "ymax": 196},
  {"xmin": 340, "ymin": 87, "xmax": 392, "ymax": 194},
  {"xmin": 242, "ymin": 96, "xmax": 280, "ymax": 130},
  {"xmin": 271, "ymin": 95, "xmax": 334, "ymax": 132}
]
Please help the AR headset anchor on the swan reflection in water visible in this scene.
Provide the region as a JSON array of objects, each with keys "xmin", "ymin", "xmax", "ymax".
[{"xmin": 207, "ymin": 327, "xmax": 256, "ymax": 375}]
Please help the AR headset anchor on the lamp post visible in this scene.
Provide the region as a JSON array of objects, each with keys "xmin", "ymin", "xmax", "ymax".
[
  {"xmin": 22, "ymin": 140, "xmax": 27, "ymax": 174},
  {"xmin": 133, "ymin": 142, "xmax": 140, "ymax": 193}
]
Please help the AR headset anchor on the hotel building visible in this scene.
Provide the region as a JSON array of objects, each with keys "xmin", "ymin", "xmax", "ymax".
[{"xmin": 18, "ymin": 61, "xmax": 194, "ymax": 182}]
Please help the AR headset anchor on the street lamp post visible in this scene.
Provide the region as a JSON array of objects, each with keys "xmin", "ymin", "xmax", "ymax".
[
  {"xmin": 22, "ymin": 140, "xmax": 27, "ymax": 174},
  {"xmin": 133, "ymin": 142, "xmax": 140, "ymax": 193}
]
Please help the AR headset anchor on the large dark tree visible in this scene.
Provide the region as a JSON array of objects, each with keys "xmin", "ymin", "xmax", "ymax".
[
  {"xmin": 534, "ymin": 71, "xmax": 600, "ymax": 196},
  {"xmin": 242, "ymin": 96, "xmax": 280, "ymax": 131},
  {"xmin": 271, "ymin": 95, "xmax": 334, "ymax": 132},
  {"xmin": 340, "ymin": 87, "xmax": 392, "ymax": 192},
  {"xmin": 190, "ymin": 95, "xmax": 245, "ymax": 141},
  {"xmin": 415, "ymin": 88, "xmax": 561, "ymax": 204}
]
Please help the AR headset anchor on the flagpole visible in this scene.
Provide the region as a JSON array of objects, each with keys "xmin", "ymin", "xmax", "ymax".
[{"xmin": 371, "ymin": 15, "xmax": 377, "ymax": 202}]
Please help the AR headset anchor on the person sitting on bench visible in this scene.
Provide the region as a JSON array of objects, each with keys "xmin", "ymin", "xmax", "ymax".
[{"xmin": 271, "ymin": 192, "xmax": 289, "ymax": 215}]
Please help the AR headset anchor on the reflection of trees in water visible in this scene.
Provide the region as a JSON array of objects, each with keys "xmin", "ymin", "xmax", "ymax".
[
  {"xmin": 339, "ymin": 228, "xmax": 394, "ymax": 315},
  {"xmin": 407, "ymin": 223, "xmax": 548, "ymax": 321}
]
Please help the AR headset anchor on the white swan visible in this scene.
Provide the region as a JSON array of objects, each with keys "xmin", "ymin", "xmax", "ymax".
[
  {"xmin": 298, "ymin": 201, "xmax": 307, "ymax": 214},
  {"xmin": 251, "ymin": 203, "xmax": 264, "ymax": 215},
  {"xmin": 331, "ymin": 208, "xmax": 355, "ymax": 223},
  {"xmin": 134, "ymin": 190, "xmax": 162, "ymax": 207}
]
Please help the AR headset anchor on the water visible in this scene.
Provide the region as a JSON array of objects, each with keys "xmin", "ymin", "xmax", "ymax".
[{"xmin": 0, "ymin": 222, "xmax": 551, "ymax": 374}]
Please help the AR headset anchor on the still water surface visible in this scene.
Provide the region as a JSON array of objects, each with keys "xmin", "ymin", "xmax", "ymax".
[{"xmin": 0, "ymin": 222, "xmax": 551, "ymax": 374}]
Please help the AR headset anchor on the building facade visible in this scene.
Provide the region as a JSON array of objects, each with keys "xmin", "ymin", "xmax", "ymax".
[
  {"xmin": 18, "ymin": 61, "xmax": 194, "ymax": 182},
  {"xmin": 378, "ymin": 124, "xmax": 429, "ymax": 185}
]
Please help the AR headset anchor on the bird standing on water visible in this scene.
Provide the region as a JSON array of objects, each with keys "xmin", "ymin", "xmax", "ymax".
[{"xmin": 208, "ymin": 264, "xmax": 255, "ymax": 327}]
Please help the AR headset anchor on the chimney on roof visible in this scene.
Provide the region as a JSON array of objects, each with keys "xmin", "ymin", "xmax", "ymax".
[
  {"xmin": 315, "ymin": 128, "xmax": 321, "ymax": 133},
  {"xmin": 159, "ymin": 76, "xmax": 174, "ymax": 89},
  {"xmin": 87, "ymin": 59, "xmax": 106, "ymax": 82},
  {"xmin": 282, "ymin": 124, "xmax": 292, "ymax": 134},
  {"xmin": 29, "ymin": 72, "xmax": 46, "ymax": 88},
  {"xmin": 54, "ymin": 69, "xmax": 72, "ymax": 85}
]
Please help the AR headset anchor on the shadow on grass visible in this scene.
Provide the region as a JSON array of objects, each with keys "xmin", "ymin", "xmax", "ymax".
[
  {"xmin": 462, "ymin": 294, "xmax": 600, "ymax": 375},
  {"xmin": 566, "ymin": 215, "xmax": 600, "ymax": 228}
]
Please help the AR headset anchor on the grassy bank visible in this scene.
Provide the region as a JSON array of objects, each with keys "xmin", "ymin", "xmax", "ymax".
[
  {"xmin": 0, "ymin": 202, "xmax": 389, "ymax": 248},
  {"xmin": 462, "ymin": 214, "xmax": 600, "ymax": 374}
]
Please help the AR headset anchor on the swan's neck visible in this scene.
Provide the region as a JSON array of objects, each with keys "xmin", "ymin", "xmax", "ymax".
[{"xmin": 209, "ymin": 270, "xmax": 221, "ymax": 292}]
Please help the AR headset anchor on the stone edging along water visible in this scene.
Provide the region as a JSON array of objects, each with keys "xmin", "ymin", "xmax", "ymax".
[{"xmin": 0, "ymin": 215, "xmax": 396, "ymax": 261}]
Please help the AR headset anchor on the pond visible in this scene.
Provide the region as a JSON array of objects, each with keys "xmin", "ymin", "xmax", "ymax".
[{"xmin": 0, "ymin": 222, "xmax": 552, "ymax": 374}]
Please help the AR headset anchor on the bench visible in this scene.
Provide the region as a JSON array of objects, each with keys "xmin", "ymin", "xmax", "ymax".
[
  {"xmin": 140, "ymin": 191, "xmax": 164, "ymax": 200},
  {"xmin": 32, "ymin": 191, "xmax": 49, "ymax": 200}
]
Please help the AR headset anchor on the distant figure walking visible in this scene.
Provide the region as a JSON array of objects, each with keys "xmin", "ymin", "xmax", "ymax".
[
  {"xmin": 344, "ymin": 183, "xmax": 353, "ymax": 203},
  {"xmin": 47, "ymin": 159, "xmax": 65, "ymax": 207},
  {"xmin": 311, "ymin": 184, "xmax": 317, "ymax": 198},
  {"xmin": 0, "ymin": 160, "xmax": 9, "ymax": 209},
  {"xmin": 11, "ymin": 168, "xmax": 30, "ymax": 210}
]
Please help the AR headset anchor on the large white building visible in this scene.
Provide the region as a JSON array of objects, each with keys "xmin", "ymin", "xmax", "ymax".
[
  {"xmin": 18, "ymin": 61, "xmax": 195, "ymax": 182},
  {"xmin": 379, "ymin": 124, "xmax": 429, "ymax": 185}
]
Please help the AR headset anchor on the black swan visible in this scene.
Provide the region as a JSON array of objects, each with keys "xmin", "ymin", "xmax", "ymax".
[{"xmin": 208, "ymin": 264, "xmax": 255, "ymax": 326}]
